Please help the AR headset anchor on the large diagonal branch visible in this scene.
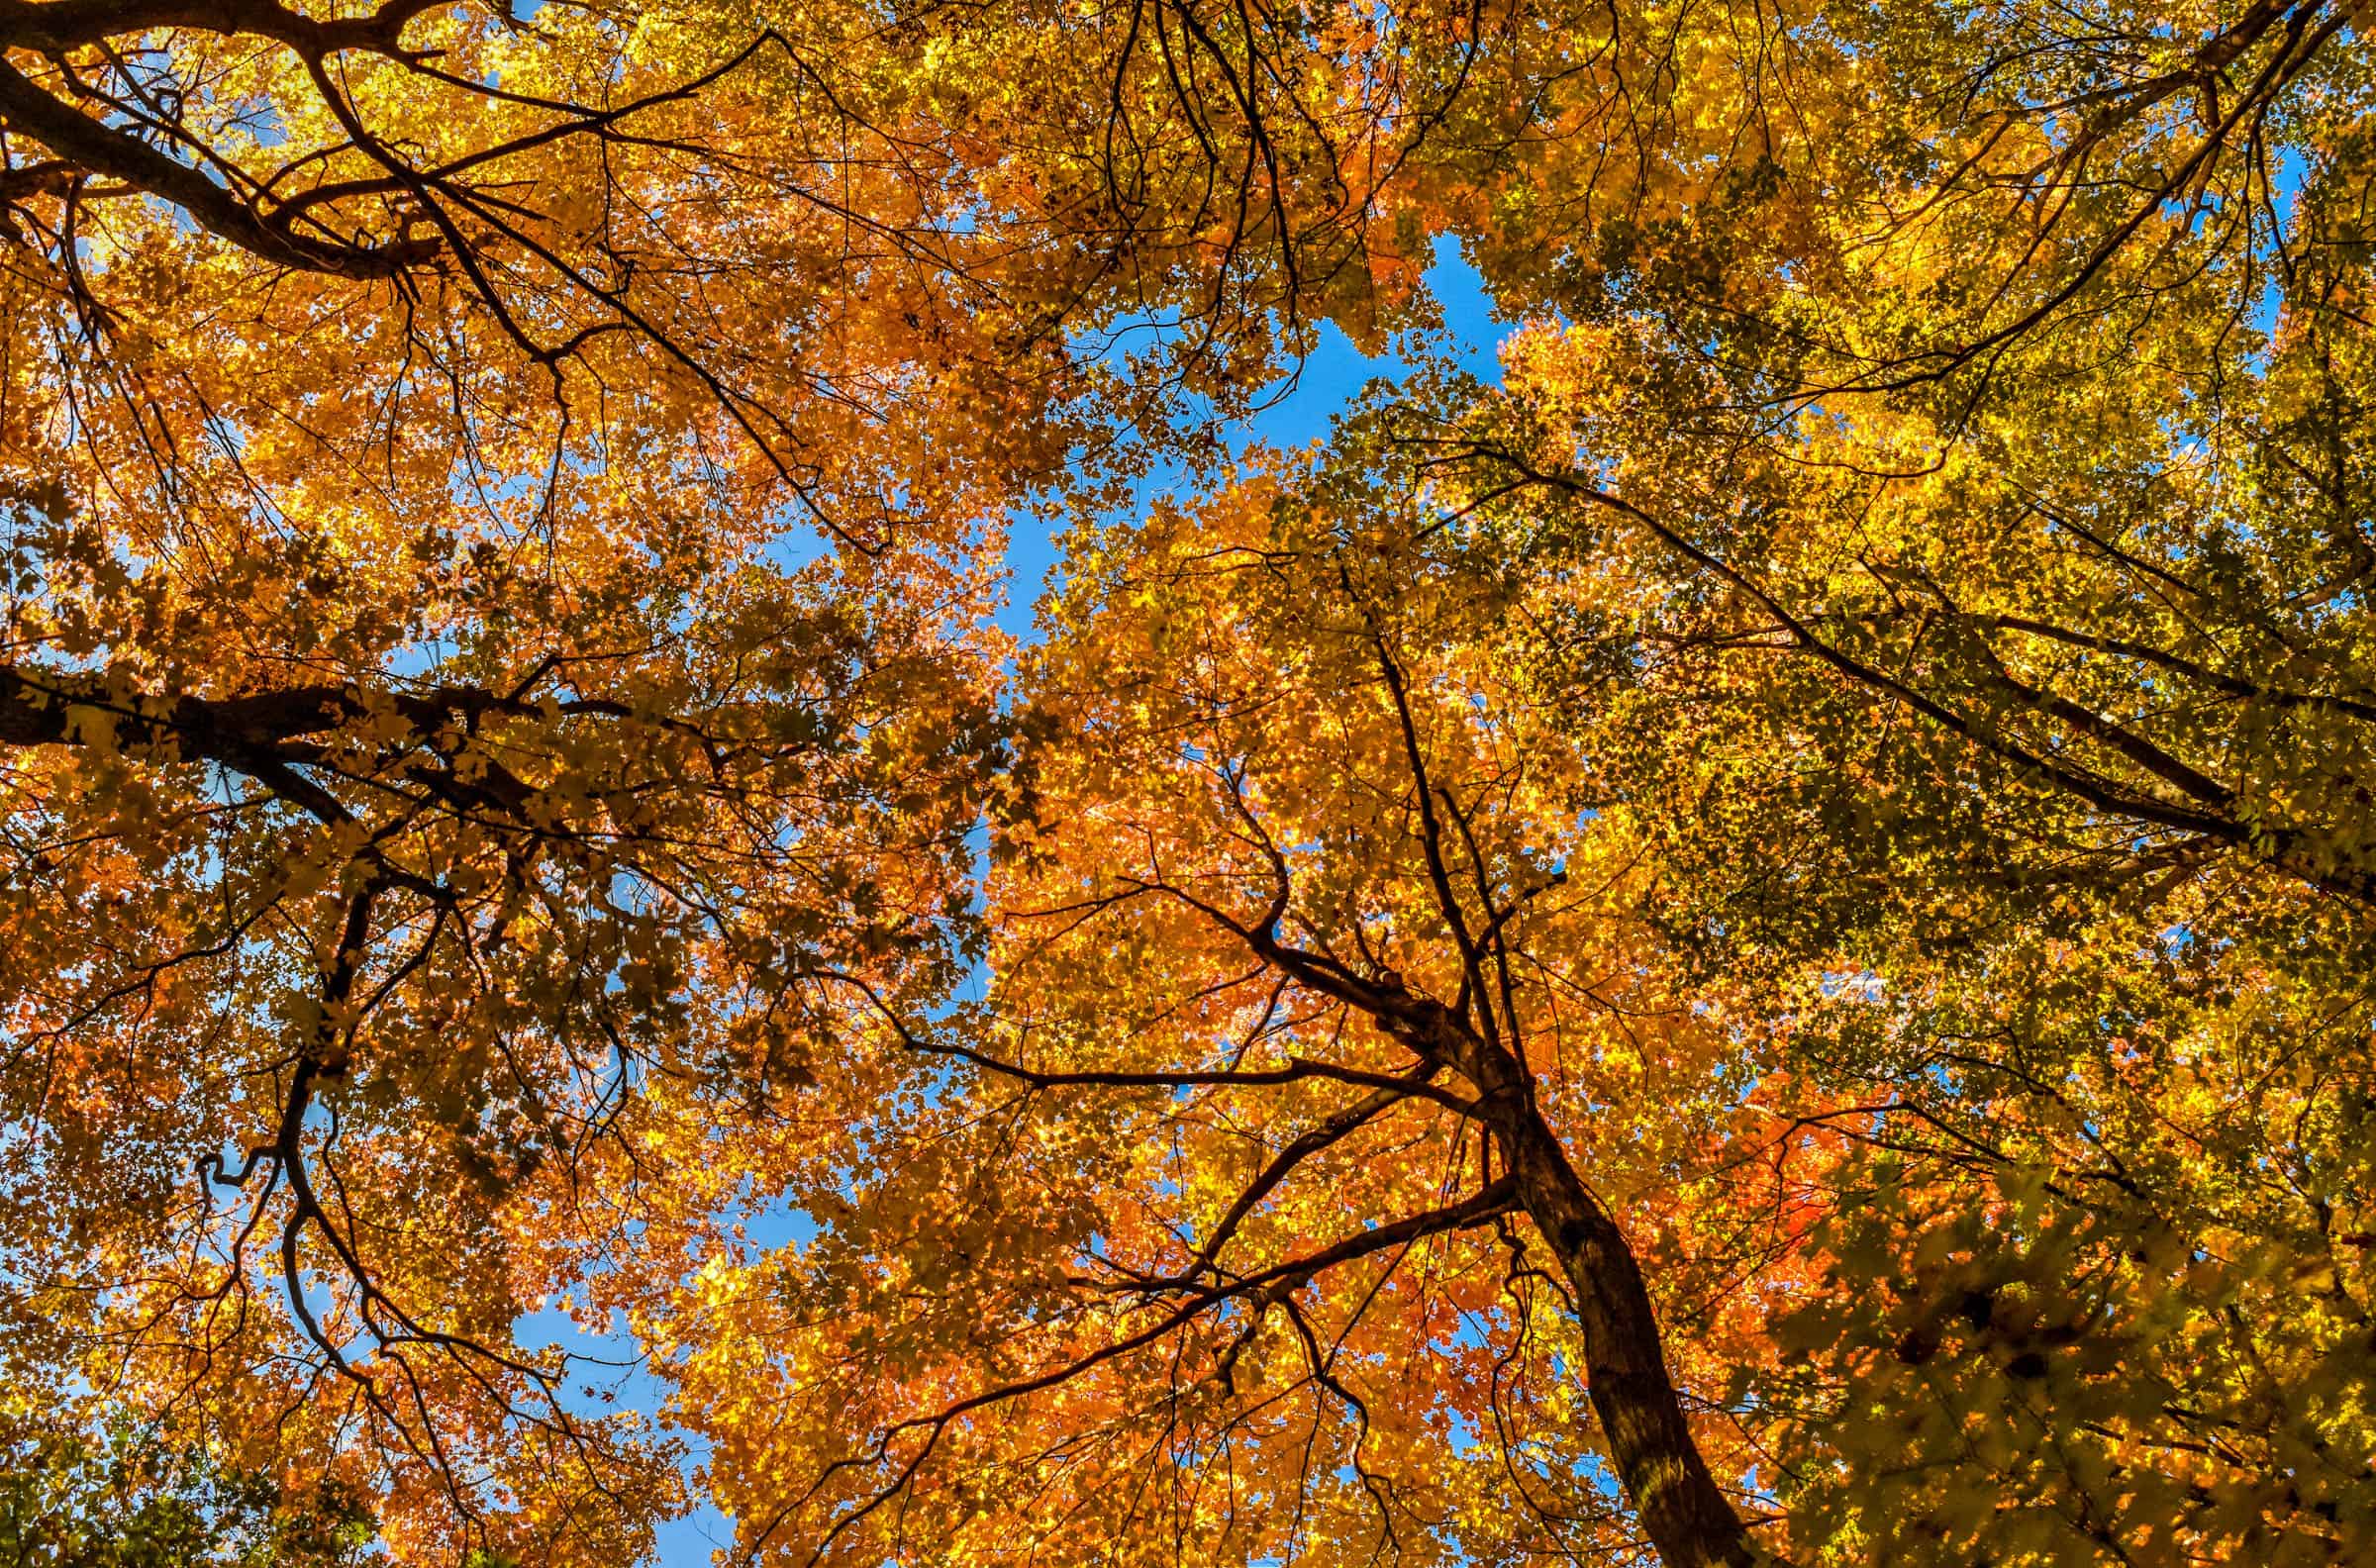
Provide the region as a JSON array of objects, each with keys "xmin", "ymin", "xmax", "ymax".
[
  {"xmin": 1494, "ymin": 454, "xmax": 2376, "ymax": 907},
  {"xmin": 1181, "ymin": 1080, "xmax": 1416, "ymax": 1283},
  {"xmin": 0, "ymin": 661, "xmax": 550, "ymax": 821},
  {"xmin": 0, "ymin": 0, "xmax": 445, "ymax": 56},
  {"xmin": 1823, "ymin": 1, "xmax": 2345, "ymax": 397},
  {"xmin": 0, "ymin": 58, "xmax": 437, "ymax": 277},
  {"xmin": 1978, "ymin": 614, "xmax": 2376, "ymax": 726}
]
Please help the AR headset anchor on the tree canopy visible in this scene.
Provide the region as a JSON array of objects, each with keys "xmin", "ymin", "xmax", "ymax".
[{"xmin": 3, "ymin": 1, "xmax": 2373, "ymax": 1564}]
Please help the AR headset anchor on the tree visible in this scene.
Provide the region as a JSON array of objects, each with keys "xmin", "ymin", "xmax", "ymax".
[
  {"xmin": 674, "ymin": 390, "xmax": 2376, "ymax": 1565},
  {"xmin": 7, "ymin": 0, "xmax": 2376, "ymax": 1564},
  {"xmin": 0, "ymin": 0, "xmax": 1462, "ymax": 1556},
  {"xmin": 0, "ymin": 0, "xmax": 1534, "ymax": 1553},
  {"xmin": 0, "ymin": 1409, "xmax": 376, "ymax": 1568},
  {"xmin": 664, "ymin": 3, "xmax": 2376, "ymax": 1565},
  {"xmin": 670, "ymin": 449, "xmax": 1797, "ymax": 1566}
]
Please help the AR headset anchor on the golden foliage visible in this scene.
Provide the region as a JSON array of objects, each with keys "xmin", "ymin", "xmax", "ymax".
[{"xmin": 5, "ymin": 2, "xmax": 2375, "ymax": 1565}]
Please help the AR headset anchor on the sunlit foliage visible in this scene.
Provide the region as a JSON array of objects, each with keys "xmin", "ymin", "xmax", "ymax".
[{"xmin": 4, "ymin": 2, "xmax": 2372, "ymax": 1565}]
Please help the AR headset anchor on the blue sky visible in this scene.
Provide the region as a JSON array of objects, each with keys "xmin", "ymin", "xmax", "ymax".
[{"xmin": 996, "ymin": 237, "xmax": 1507, "ymax": 640}]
